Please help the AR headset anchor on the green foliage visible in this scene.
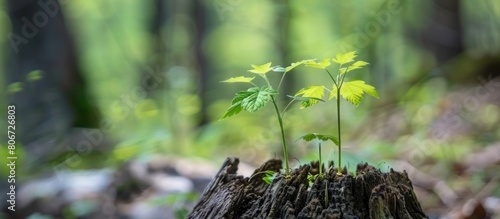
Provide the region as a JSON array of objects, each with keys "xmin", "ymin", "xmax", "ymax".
[
  {"xmin": 221, "ymin": 61, "xmax": 309, "ymax": 175},
  {"xmin": 298, "ymin": 51, "xmax": 379, "ymax": 175},
  {"xmin": 241, "ymin": 86, "xmax": 278, "ymax": 113},
  {"xmin": 26, "ymin": 70, "xmax": 44, "ymax": 81},
  {"xmin": 332, "ymin": 51, "xmax": 357, "ymax": 65},
  {"xmin": 6, "ymin": 70, "xmax": 45, "ymax": 94},
  {"xmin": 248, "ymin": 170, "xmax": 277, "ymax": 184},
  {"xmin": 6, "ymin": 82, "xmax": 24, "ymax": 93},
  {"xmin": 297, "ymin": 133, "xmax": 339, "ymax": 146},
  {"xmin": 330, "ymin": 80, "xmax": 378, "ymax": 106},
  {"xmin": 248, "ymin": 62, "xmax": 273, "ymax": 74},
  {"xmin": 305, "ymin": 58, "xmax": 331, "ymax": 69},
  {"xmin": 298, "ymin": 133, "xmax": 338, "ymax": 180},
  {"xmin": 220, "ymin": 51, "xmax": 378, "ymax": 177},
  {"xmin": 295, "ymin": 86, "xmax": 326, "ymax": 108},
  {"xmin": 307, "ymin": 173, "xmax": 317, "ymax": 186},
  {"xmin": 262, "ymin": 170, "xmax": 277, "ymax": 184},
  {"xmin": 220, "ymin": 86, "xmax": 277, "ymax": 119}
]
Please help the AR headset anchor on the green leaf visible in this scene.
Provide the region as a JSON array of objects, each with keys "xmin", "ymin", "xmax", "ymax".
[
  {"xmin": 295, "ymin": 85, "xmax": 325, "ymax": 108},
  {"xmin": 220, "ymin": 103, "xmax": 242, "ymax": 120},
  {"xmin": 248, "ymin": 62, "xmax": 273, "ymax": 74},
  {"xmin": 297, "ymin": 133, "xmax": 339, "ymax": 146},
  {"xmin": 331, "ymin": 80, "xmax": 379, "ymax": 106},
  {"xmin": 332, "ymin": 51, "xmax": 357, "ymax": 65},
  {"xmin": 220, "ymin": 87, "xmax": 262, "ymax": 120},
  {"xmin": 26, "ymin": 70, "xmax": 44, "ymax": 81},
  {"xmin": 305, "ymin": 58, "xmax": 331, "ymax": 69},
  {"xmin": 221, "ymin": 76, "xmax": 255, "ymax": 84},
  {"xmin": 344, "ymin": 61, "xmax": 369, "ymax": 74},
  {"xmin": 262, "ymin": 171, "xmax": 277, "ymax": 184},
  {"xmin": 240, "ymin": 86, "xmax": 277, "ymax": 113},
  {"xmin": 7, "ymin": 82, "xmax": 24, "ymax": 93},
  {"xmin": 307, "ymin": 173, "xmax": 317, "ymax": 184},
  {"xmin": 285, "ymin": 59, "xmax": 313, "ymax": 72}
]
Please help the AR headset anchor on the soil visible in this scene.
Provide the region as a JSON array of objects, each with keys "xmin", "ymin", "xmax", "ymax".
[{"xmin": 188, "ymin": 157, "xmax": 428, "ymax": 219}]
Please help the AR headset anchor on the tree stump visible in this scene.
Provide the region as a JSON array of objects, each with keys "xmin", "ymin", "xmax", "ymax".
[{"xmin": 188, "ymin": 157, "xmax": 428, "ymax": 219}]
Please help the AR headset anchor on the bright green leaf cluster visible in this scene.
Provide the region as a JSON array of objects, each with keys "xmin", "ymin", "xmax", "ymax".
[
  {"xmin": 248, "ymin": 62, "xmax": 273, "ymax": 74},
  {"xmin": 330, "ymin": 80, "xmax": 378, "ymax": 106},
  {"xmin": 305, "ymin": 58, "xmax": 331, "ymax": 69},
  {"xmin": 284, "ymin": 60, "xmax": 307, "ymax": 72},
  {"xmin": 294, "ymin": 86, "xmax": 325, "ymax": 108},
  {"xmin": 344, "ymin": 61, "xmax": 369, "ymax": 74},
  {"xmin": 298, "ymin": 133, "xmax": 339, "ymax": 146},
  {"xmin": 220, "ymin": 51, "xmax": 379, "ymax": 179},
  {"xmin": 332, "ymin": 51, "xmax": 357, "ymax": 64}
]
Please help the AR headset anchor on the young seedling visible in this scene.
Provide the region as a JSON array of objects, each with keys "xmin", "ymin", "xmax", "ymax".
[
  {"xmin": 294, "ymin": 51, "xmax": 379, "ymax": 176},
  {"xmin": 221, "ymin": 51, "xmax": 377, "ymax": 178},
  {"xmin": 220, "ymin": 61, "xmax": 315, "ymax": 176},
  {"xmin": 297, "ymin": 133, "xmax": 338, "ymax": 208},
  {"xmin": 297, "ymin": 133, "xmax": 339, "ymax": 179}
]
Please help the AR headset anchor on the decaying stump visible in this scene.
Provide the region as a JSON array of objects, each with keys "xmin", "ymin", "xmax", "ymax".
[{"xmin": 188, "ymin": 157, "xmax": 428, "ymax": 219}]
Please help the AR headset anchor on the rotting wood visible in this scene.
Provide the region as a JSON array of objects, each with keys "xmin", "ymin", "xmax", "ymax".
[{"xmin": 188, "ymin": 157, "xmax": 428, "ymax": 219}]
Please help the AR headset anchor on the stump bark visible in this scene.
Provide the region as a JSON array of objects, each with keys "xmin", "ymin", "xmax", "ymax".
[{"xmin": 188, "ymin": 157, "xmax": 428, "ymax": 219}]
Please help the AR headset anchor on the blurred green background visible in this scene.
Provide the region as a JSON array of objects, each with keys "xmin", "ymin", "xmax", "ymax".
[{"xmin": 1, "ymin": 0, "xmax": 500, "ymax": 216}]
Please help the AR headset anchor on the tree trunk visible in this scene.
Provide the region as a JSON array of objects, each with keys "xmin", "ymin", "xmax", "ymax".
[{"xmin": 188, "ymin": 157, "xmax": 428, "ymax": 219}]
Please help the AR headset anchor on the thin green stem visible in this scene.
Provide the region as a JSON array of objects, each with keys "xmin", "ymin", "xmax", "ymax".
[
  {"xmin": 318, "ymin": 141, "xmax": 322, "ymax": 178},
  {"xmin": 271, "ymin": 96, "xmax": 290, "ymax": 176},
  {"xmin": 336, "ymin": 87, "xmax": 342, "ymax": 175},
  {"xmin": 326, "ymin": 68, "xmax": 343, "ymax": 175},
  {"xmin": 336, "ymin": 65, "xmax": 344, "ymax": 175}
]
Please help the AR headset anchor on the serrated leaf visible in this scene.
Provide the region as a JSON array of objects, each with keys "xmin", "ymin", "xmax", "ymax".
[
  {"xmin": 7, "ymin": 82, "xmax": 24, "ymax": 93},
  {"xmin": 220, "ymin": 103, "xmax": 242, "ymax": 120},
  {"xmin": 297, "ymin": 133, "xmax": 339, "ymax": 146},
  {"xmin": 248, "ymin": 62, "xmax": 273, "ymax": 74},
  {"xmin": 332, "ymin": 80, "xmax": 378, "ymax": 106},
  {"xmin": 26, "ymin": 70, "xmax": 44, "ymax": 81},
  {"xmin": 221, "ymin": 76, "xmax": 255, "ymax": 84},
  {"xmin": 241, "ymin": 86, "xmax": 277, "ymax": 113},
  {"xmin": 332, "ymin": 51, "xmax": 357, "ymax": 65},
  {"xmin": 285, "ymin": 59, "xmax": 313, "ymax": 72},
  {"xmin": 305, "ymin": 58, "xmax": 331, "ymax": 69},
  {"xmin": 220, "ymin": 86, "xmax": 262, "ymax": 120},
  {"xmin": 343, "ymin": 61, "xmax": 369, "ymax": 74},
  {"xmin": 295, "ymin": 85, "xmax": 325, "ymax": 108}
]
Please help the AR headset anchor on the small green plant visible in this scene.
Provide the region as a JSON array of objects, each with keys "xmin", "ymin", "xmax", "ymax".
[
  {"xmin": 296, "ymin": 51, "xmax": 379, "ymax": 175},
  {"xmin": 298, "ymin": 133, "xmax": 338, "ymax": 208},
  {"xmin": 221, "ymin": 51, "xmax": 378, "ymax": 177},
  {"xmin": 220, "ymin": 61, "xmax": 317, "ymax": 176},
  {"xmin": 297, "ymin": 133, "xmax": 339, "ymax": 179},
  {"xmin": 248, "ymin": 170, "xmax": 278, "ymax": 185}
]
